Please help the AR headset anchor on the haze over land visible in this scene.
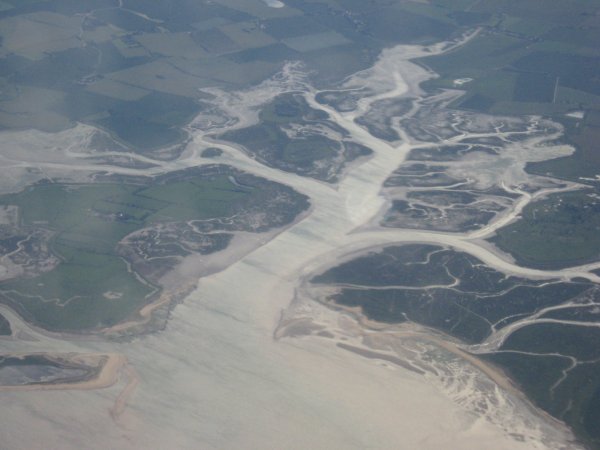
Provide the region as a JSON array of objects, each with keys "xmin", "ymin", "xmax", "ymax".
[{"xmin": 1, "ymin": 1, "xmax": 600, "ymax": 449}]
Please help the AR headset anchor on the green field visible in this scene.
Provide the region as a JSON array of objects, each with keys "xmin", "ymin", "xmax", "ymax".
[
  {"xmin": 528, "ymin": 110, "xmax": 600, "ymax": 183},
  {"xmin": 2, "ymin": 0, "xmax": 600, "ymax": 159},
  {"xmin": 0, "ymin": 0, "xmax": 477, "ymax": 150},
  {"xmin": 0, "ymin": 167, "xmax": 308, "ymax": 331}
]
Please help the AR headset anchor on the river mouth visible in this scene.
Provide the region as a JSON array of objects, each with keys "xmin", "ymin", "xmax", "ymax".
[{"xmin": 0, "ymin": 34, "xmax": 589, "ymax": 450}]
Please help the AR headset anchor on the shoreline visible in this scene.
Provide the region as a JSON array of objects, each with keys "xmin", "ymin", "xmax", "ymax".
[
  {"xmin": 0, "ymin": 352, "xmax": 126, "ymax": 392},
  {"xmin": 0, "ymin": 31, "xmax": 589, "ymax": 449}
]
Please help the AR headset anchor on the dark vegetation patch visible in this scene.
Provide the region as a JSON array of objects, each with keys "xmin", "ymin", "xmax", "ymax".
[
  {"xmin": 0, "ymin": 313, "xmax": 10, "ymax": 335},
  {"xmin": 201, "ymin": 147, "xmax": 223, "ymax": 158},
  {"xmin": 503, "ymin": 323, "xmax": 600, "ymax": 361},
  {"xmin": 313, "ymin": 243, "xmax": 600, "ymax": 448},
  {"xmin": 314, "ymin": 245, "xmax": 454, "ymax": 287},
  {"xmin": 496, "ymin": 324, "xmax": 600, "ymax": 447},
  {"xmin": 482, "ymin": 351, "xmax": 574, "ymax": 416},
  {"xmin": 491, "ymin": 190, "xmax": 600, "ymax": 269},
  {"xmin": 314, "ymin": 245, "xmax": 590, "ymax": 341},
  {"xmin": 458, "ymin": 94, "xmax": 495, "ymax": 112},
  {"xmin": 220, "ymin": 93, "xmax": 370, "ymax": 182}
]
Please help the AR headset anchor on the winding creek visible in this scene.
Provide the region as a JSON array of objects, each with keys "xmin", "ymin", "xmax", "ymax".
[{"xmin": 0, "ymin": 35, "xmax": 595, "ymax": 449}]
